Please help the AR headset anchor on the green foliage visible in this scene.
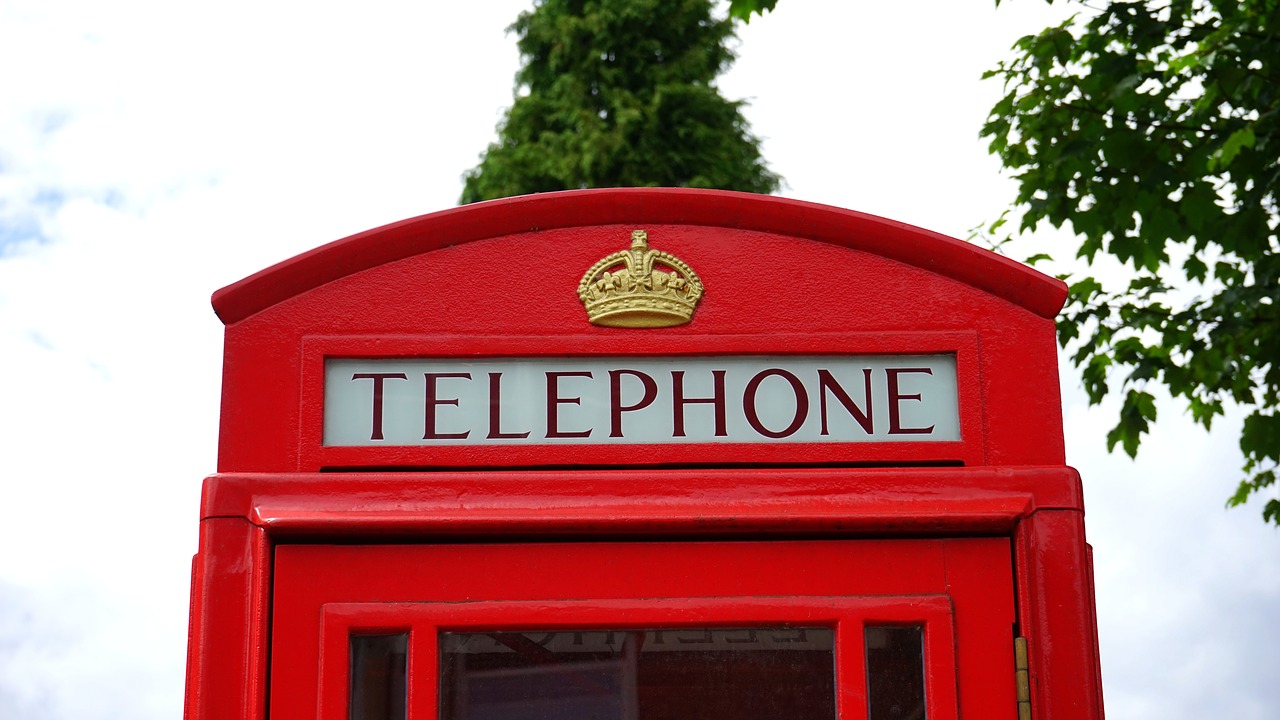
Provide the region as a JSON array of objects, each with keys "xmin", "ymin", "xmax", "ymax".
[
  {"xmin": 983, "ymin": 0, "xmax": 1280, "ymax": 523},
  {"xmin": 726, "ymin": 0, "xmax": 777, "ymax": 22},
  {"xmin": 461, "ymin": 0, "xmax": 781, "ymax": 204}
]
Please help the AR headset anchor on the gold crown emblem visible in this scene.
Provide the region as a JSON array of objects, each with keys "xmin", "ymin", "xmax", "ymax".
[{"xmin": 578, "ymin": 230, "xmax": 705, "ymax": 328}]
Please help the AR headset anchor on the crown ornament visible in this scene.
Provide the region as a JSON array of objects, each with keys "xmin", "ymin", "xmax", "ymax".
[{"xmin": 578, "ymin": 230, "xmax": 704, "ymax": 328}]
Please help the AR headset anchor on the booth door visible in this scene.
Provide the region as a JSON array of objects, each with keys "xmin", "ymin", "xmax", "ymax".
[{"xmin": 270, "ymin": 539, "xmax": 1016, "ymax": 720}]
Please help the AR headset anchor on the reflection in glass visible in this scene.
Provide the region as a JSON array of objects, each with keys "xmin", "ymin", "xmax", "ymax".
[
  {"xmin": 865, "ymin": 625, "xmax": 925, "ymax": 720},
  {"xmin": 350, "ymin": 633, "xmax": 408, "ymax": 720},
  {"xmin": 440, "ymin": 628, "xmax": 835, "ymax": 720}
]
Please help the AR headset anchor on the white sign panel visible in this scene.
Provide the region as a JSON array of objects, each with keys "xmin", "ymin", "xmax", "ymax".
[{"xmin": 323, "ymin": 355, "xmax": 959, "ymax": 446}]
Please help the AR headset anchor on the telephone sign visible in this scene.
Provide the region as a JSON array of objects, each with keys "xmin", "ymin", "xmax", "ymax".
[{"xmin": 324, "ymin": 354, "xmax": 960, "ymax": 446}]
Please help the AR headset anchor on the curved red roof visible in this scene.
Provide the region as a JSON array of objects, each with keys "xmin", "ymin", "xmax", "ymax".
[{"xmin": 212, "ymin": 188, "xmax": 1066, "ymax": 325}]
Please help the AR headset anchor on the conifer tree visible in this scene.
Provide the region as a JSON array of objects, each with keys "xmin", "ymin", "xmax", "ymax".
[{"xmin": 461, "ymin": 0, "xmax": 781, "ymax": 204}]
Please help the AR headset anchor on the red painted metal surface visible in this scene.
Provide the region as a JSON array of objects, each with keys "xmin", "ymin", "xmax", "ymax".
[
  {"xmin": 188, "ymin": 468, "xmax": 1096, "ymax": 720},
  {"xmin": 272, "ymin": 539, "xmax": 1008, "ymax": 720},
  {"xmin": 201, "ymin": 466, "xmax": 1083, "ymax": 536},
  {"xmin": 1014, "ymin": 511, "xmax": 1106, "ymax": 720},
  {"xmin": 186, "ymin": 189, "xmax": 1102, "ymax": 720},
  {"xmin": 210, "ymin": 188, "xmax": 1067, "ymax": 473},
  {"xmin": 183, "ymin": 519, "xmax": 269, "ymax": 720},
  {"xmin": 315, "ymin": 596, "xmax": 958, "ymax": 720},
  {"xmin": 212, "ymin": 189, "xmax": 1065, "ymax": 326}
]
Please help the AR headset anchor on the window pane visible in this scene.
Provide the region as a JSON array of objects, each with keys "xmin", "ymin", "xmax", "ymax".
[
  {"xmin": 440, "ymin": 628, "xmax": 835, "ymax": 720},
  {"xmin": 351, "ymin": 633, "xmax": 408, "ymax": 720},
  {"xmin": 865, "ymin": 625, "xmax": 925, "ymax": 720}
]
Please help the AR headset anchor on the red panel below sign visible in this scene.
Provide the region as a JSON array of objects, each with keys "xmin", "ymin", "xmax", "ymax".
[{"xmin": 270, "ymin": 539, "xmax": 1014, "ymax": 720}]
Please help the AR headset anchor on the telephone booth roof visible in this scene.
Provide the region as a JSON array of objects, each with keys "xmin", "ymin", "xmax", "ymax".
[
  {"xmin": 214, "ymin": 188, "xmax": 1065, "ymax": 324},
  {"xmin": 210, "ymin": 188, "xmax": 1069, "ymax": 473}
]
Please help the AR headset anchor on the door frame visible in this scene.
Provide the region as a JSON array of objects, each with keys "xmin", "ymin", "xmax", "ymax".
[
  {"xmin": 316, "ymin": 596, "xmax": 959, "ymax": 720},
  {"xmin": 272, "ymin": 538, "xmax": 1002, "ymax": 720},
  {"xmin": 186, "ymin": 466, "xmax": 1100, "ymax": 720}
]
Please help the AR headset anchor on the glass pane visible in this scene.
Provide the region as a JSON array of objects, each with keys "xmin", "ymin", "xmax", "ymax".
[
  {"xmin": 865, "ymin": 625, "xmax": 925, "ymax": 720},
  {"xmin": 351, "ymin": 633, "xmax": 409, "ymax": 720},
  {"xmin": 440, "ymin": 628, "xmax": 835, "ymax": 720}
]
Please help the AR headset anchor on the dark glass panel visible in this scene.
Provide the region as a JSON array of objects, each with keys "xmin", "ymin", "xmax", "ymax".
[
  {"xmin": 865, "ymin": 625, "xmax": 925, "ymax": 720},
  {"xmin": 350, "ymin": 633, "xmax": 409, "ymax": 720},
  {"xmin": 440, "ymin": 628, "xmax": 835, "ymax": 720}
]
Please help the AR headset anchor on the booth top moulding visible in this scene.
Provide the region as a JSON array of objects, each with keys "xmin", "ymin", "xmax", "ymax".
[
  {"xmin": 211, "ymin": 188, "xmax": 1070, "ymax": 473},
  {"xmin": 214, "ymin": 188, "xmax": 1065, "ymax": 324}
]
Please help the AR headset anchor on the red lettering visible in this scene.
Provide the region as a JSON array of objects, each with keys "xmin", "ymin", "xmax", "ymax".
[
  {"xmin": 351, "ymin": 372, "xmax": 407, "ymax": 441},
  {"xmin": 424, "ymin": 372, "xmax": 471, "ymax": 440},
  {"xmin": 743, "ymin": 369, "xmax": 808, "ymax": 438},
  {"xmin": 886, "ymin": 368, "xmax": 935, "ymax": 435},
  {"xmin": 546, "ymin": 371, "xmax": 593, "ymax": 438},
  {"xmin": 609, "ymin": 369, "xmax": 658, "ymax": 438},
  {"xmin": 818, "ymin": 368, "xmax": 874, "ymax": 435},
  {"xmin": 487, "ymin": 372, "xmax": 530, "ymax": 439},
  {"xmin": 672, "ymin": 370, "xmax": 727, "ymax": 437}
]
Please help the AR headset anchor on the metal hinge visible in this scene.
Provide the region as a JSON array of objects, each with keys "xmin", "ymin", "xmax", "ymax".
[{"xmin": 1014, "ymin": 636, "xmax": 1032, "ymax": 720}]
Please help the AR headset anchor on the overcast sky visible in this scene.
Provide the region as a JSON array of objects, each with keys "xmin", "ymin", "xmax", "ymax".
[{"xmin": 1, "ymin": 2, "xmax": 1276, "ymax": 718}]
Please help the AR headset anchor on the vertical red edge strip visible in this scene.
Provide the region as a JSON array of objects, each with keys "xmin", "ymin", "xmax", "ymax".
[
  {"xmin": 836, "ymin": 620, "xmax": 868, "ymax": 720},
  {"xmin": 1015, "ymin": 510, "xmax": 1104, "ymax": 720}
]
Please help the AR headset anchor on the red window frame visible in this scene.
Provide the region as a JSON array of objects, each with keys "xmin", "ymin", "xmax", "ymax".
[
  {"xmin": 319, "ymin": 596, "xmax": 958, "ymax": 720},
  {"xmin": 270, "ymin": 538, "xmax": 1015, "ymax": 720}
]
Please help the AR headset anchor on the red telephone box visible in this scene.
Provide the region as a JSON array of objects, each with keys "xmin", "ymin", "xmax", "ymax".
[{"xmin": 186, "ymin": 188, "xmax": 1104, "ymax": 720}]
